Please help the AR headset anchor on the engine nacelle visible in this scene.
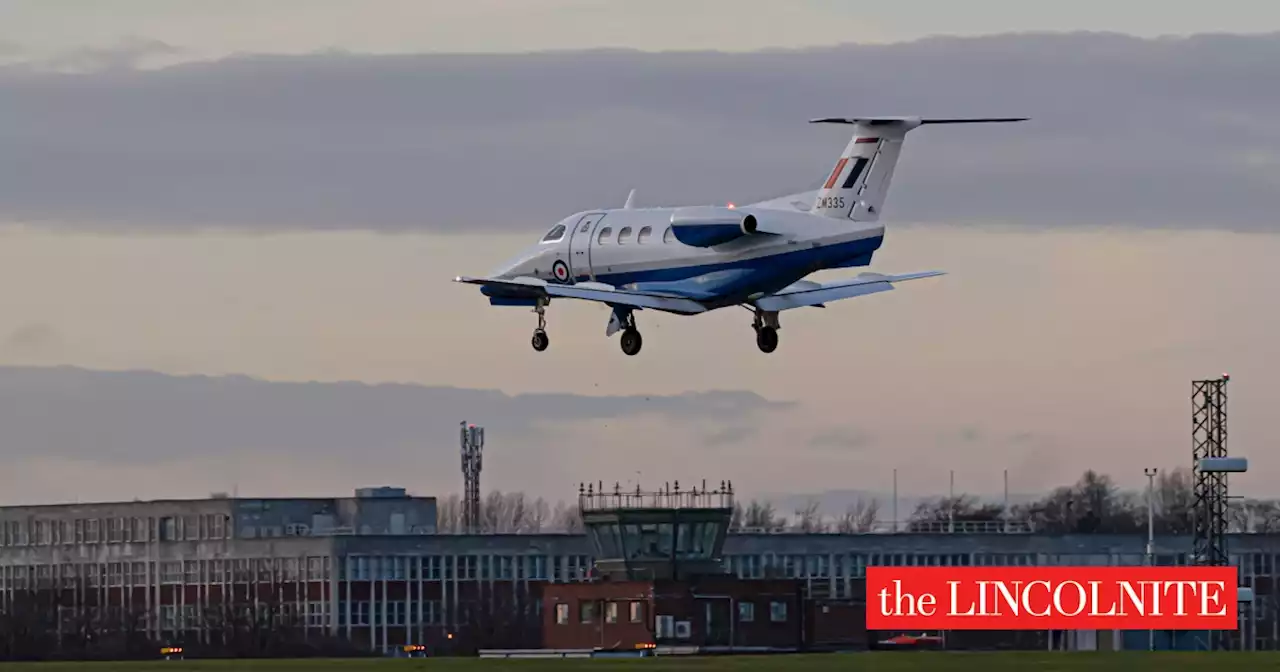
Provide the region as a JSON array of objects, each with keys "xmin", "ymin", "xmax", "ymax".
[{"xmin": 669, "ymin": 206, "xmax": 759, "ymax": 247}]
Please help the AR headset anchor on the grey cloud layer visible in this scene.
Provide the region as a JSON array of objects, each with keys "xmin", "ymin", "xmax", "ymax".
[
  {"xmin": 3, "ymin": 32, "xmax": 1278, "ymax": 232},
  {"xmin": 0, "ymin": 366, "xmax": 787, "ymax": 466}
]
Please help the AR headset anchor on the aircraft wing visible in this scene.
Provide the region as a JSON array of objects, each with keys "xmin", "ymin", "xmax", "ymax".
[
  {"xmin": 743, "ymin": 189, "xmax": 818, "ymax": 212},
  {"xmin": 454, "ymin": 276, "xmax": 709, "ymax": 315},
  {"xmin": 750, "ymin": 271, "xmax": 945, "ymax": 312}
]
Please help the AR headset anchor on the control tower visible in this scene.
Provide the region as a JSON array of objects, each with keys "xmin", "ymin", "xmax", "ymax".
[{"xmin": 577, "ymin": 480, "xmax": 734, "ymax": 581}]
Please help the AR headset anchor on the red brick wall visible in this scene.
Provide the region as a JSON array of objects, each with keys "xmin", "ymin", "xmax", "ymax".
[{"xmin": 542, "ymin": 581, "xmax": 654, "ymax": 650}]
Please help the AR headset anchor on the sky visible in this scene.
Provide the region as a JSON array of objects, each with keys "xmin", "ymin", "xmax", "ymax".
[{"xmin": 0, "ymin": 2, "xmax": 1277, "ymax": 509}]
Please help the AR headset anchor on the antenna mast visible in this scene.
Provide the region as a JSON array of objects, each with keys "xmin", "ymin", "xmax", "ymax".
[{"xmin": 460, "ymin": 421, "xmax": 484, "ymax": 534}]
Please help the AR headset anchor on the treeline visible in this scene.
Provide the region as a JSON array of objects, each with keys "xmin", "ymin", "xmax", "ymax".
[
  {"xmin": 435, "ymin": 491, "xmax": 583, "ymax": 534},
  {"xmin": 735, "ymin": 468, "xmax": 1280, "ymax": 534},
  {"xmin": 439, "ymin": 469, "xmax": 1280, "ymax": 535},
  {"xmin": 0, "ymin": 578, "xmax": 370, "ymax": 662}
]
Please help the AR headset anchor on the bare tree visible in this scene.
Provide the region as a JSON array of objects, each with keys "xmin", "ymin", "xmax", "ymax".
[
  {"xmin": 1154, "ymin": 466, "xmax": 1195, "ymax": 534},
  {"xmin": 549, "ymin": 501, "xmax": 584, "ymax": 533},
  {"xmin": 835, "ymin": 498, "xmax": 880, "ymax": 533},
  {"xmin": 1010, "ymin": 470, "xmax": 1143, "ymax": 533},
  {"xmin": 908, "ymin": 495, "xmax": 1005, "ymax": 531},
  {"xmin": 436, "ymin": 494, "xmax": 463, "ymax": 533},
  {"xmin": 741, "ymin": 500, "xmax": 783, "ymax": 529},
  {"xmin": 1230, "ymin": 498, "xmax": 1280, "ymax": 533},
  {"xmin": 525, "ymin": 497, "xmax": 550, "ymax": 533},
  {"xmin": 793, "ymin": 499, "xmax": 827, "ymax": 532}
]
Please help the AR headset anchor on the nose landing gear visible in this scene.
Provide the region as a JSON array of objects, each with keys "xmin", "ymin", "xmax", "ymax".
[{"xmin": 531, "ymin": 298, "xmax": 550, "ymax": 352}]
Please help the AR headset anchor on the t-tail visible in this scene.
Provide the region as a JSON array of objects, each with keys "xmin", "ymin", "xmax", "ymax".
[{"xmin": 809, "ymin": 116, "xmax": 1027, "ymax": 221}]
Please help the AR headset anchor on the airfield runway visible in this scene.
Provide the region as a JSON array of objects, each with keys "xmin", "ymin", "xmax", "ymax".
[{"xmin": 2, "ymin": 652, "xmax": 1276, "ymax": 671}]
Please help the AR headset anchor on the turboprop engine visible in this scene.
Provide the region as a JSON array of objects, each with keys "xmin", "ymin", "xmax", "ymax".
[{"xmin": 669, "ymin": 206, "xmax": 761, "ymax": 247}]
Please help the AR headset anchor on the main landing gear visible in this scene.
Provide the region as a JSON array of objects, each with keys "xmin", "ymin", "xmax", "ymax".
[
  {"xmin": 609, "ymin": 307, "xmax": 642, "ymax": 356},
  {"xmin": 752, "ymin": 309, "xmax": 780, "ymax": 354},
  {"xmin": 531, "ymin": 298, "xmax": 550, "ymax": 352}
]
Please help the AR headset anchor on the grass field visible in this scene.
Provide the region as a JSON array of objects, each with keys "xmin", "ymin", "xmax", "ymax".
[{"xmin": 2, "ymin": 653, "xmax": 1280, "ymax": 672}]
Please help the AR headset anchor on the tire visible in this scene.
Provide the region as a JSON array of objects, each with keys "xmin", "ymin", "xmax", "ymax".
[
  {"xmin": 620, "ymin": 328, "xmax": 643, "ymax": 356},
  {"xmin": 756, "ymin": 326, "xmax": 778, "ymax": 353}
]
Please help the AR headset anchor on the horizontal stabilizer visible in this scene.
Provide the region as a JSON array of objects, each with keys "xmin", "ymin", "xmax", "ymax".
[
  {"xmin": 809, "ymin": 116, "xmax": 1028, "ymax": 126},
  {"xmin": 751, "ymin": 270, "xmax": 944, "ymax": 312}
]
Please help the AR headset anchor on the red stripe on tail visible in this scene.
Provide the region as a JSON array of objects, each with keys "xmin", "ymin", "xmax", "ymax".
[{"xmin": 823, "ymin": 158, "xmax": 849, "ymax": 189}]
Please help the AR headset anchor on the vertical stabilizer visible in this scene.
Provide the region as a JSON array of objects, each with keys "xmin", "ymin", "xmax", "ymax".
[{"xmin": 808, "ymin": 116, "xmax": 1026, "ymax": 221}]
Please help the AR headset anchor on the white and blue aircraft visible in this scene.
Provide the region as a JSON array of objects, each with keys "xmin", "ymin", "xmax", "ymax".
[{"xmin": 456, "ymin": 116, "xmax": 1025, "ymax": 356}]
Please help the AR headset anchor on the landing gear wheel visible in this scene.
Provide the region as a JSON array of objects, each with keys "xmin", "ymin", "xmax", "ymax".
[
  {"xmin": 531, "ymin": 329, "xmax": 549, "ymax": 352},
  {"xmin": 755, "ymin": 326, "xmax": 778, "ymax": 353},
  {"xmin": 620, "ymin": 328, "xmax": 643, "ymax": 356},
  {"xmin": 530, "ymin": 298, "xmax": 550, "ymax": 352}
]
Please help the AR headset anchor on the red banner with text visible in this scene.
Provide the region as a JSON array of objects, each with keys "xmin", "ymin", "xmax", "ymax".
[{"xmin": 866, "ymin": 566, "xmax": 1238, "ymax": 630}]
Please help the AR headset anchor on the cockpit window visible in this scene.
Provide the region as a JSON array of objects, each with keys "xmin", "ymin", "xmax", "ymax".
[{"xmin": 541, "ymin": 224, "xmax": 566, "ymax": 243}]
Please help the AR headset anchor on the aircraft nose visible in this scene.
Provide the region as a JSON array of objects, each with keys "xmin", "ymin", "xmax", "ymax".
[{"xmin": 488, "ymin": 248, "xmax": 536, "ymax": 279}]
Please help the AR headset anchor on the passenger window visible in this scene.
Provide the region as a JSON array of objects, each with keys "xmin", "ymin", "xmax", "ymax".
[
  {"xmin": 618, "ymin": 226, "xmax": 632, "ymax": 244},
  {"xmin": 541, "ymin": 224, "xmax": 566, "ymax": 243},
  {"xmin": 597, "ymin": 227, "xmax": 613, "ymax": 244},
  {"xmin": 662, "ymin": 226, "xmax": 674, "ymax": 243},
  {"xmin": 637, "ymin": 226, "xmax": 652, "ymax": 244}
]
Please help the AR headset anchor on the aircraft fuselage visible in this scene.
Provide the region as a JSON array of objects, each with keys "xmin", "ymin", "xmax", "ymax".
[{"xmin": 486, "ymin": 206, "xmax": 885, "ymax": 308}]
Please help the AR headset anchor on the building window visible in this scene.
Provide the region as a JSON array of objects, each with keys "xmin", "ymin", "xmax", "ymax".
[
  {"xmin": 353, "ymin": 601, "xmax": 370, "ymax": 626},
  {"xmin": 159, "ymin": 517, "xmax": 175, "ymax": 541},
  {"xmin": 160, "ymin": 561, "xmax": 182, "ymax": 584},
  {"xmin": 579, "ymin": 600, "xmax": 596, "ymax": 624},
  {"xmin": 739, "ymin": 601, "xmax": 755, "ymax": 622},
  {"xmin": 605, "ymin": 601, "xmax": 618, "ymax": 624},
  {"xmin": 555, "ymin": 603, "xmax": 569, "ymax": 625},
  {"xmin": 629, "ymin": 601, "xmax": 644, "ymax": 623},
  {"xmin": 770, "ymin": 600, "xmax": 787, "ymax": 622}
]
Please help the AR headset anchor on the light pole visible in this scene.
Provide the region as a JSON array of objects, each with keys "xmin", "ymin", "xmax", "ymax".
[{"xmin": 1145, "ymin": 467, "xmax": 1158, "ymax": 651}]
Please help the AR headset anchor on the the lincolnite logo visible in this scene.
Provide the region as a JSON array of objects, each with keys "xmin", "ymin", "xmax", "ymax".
[{"xmin": 866, "ymin": 566, "xmax": 1238, "ymax": 630}]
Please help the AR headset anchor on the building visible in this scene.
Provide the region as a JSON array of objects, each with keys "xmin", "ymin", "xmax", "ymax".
[
  {"xmin": 4, "ymin": 486, "xmax": 1280, "ymax": 656},
  {"xmin": 541, "ymin": 483, "xmax": 815, "ymax": 652}
]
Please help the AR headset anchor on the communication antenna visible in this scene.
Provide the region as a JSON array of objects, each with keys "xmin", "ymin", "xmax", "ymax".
[
  {"xmin": 1190, "ymin": 373, "xmax": 1248, "ymax": 651},
  {"xmin": 460, "ymin": 421, "xmax": 484, "ymax": 534}
]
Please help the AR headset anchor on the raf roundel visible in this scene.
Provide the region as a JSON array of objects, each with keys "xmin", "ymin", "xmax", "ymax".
[{"xmin": 551, "ymin": 260, "xmax": 570, "ymax": 283}]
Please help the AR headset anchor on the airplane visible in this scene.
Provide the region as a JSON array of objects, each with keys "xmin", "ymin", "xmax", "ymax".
[{"xmin": 455, "ymin": 116, "xmax": 1026, "ymax": 356}]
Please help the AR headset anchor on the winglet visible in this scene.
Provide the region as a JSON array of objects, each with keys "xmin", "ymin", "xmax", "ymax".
[{"xmin": 623, "ymin": 188, "xmax": 637, "ymax": 209}]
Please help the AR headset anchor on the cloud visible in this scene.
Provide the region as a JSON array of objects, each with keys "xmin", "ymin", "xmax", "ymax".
[
  {"xmin": 5, "ymin": 323, "xmax": 59, "ymax": 351},
  {"xmin": 807, "ymin": 426, "xmax": 874, "ymax": 451},
  {"xmin": 0, "ymin": 365, "xmax": 786, "ymax": 470},
  {"xmin": 701, "ymin": 424, "xmax": 756, "ymax": 446},
  {"xmin": 1, "ymin": 32, "xmax": 1278, "ymax": 233},
  {"xmin": 0, "ymin": 37, "xmax": 182, "ymax": 72}
]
